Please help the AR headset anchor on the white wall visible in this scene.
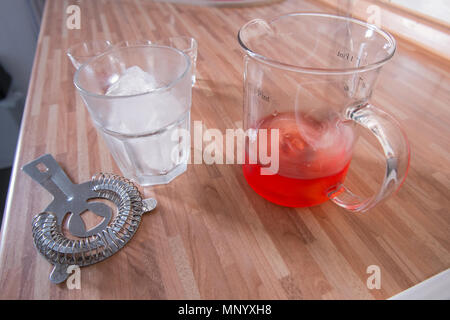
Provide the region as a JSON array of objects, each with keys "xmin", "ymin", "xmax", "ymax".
[
  {"xmin": 391, "ymin": 0, "xmax": 450, "ymax": 25},
  {"xmin": 0, "ymin": 0, "xmax": 43, "ymax": 168}
]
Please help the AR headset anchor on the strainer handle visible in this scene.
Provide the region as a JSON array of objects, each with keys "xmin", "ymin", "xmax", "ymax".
[{"xmin": 328, "ymin": 104, "xmax": 410, "ymax": 212}]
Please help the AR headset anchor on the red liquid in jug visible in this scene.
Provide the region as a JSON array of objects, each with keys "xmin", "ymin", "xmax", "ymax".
[{"xmin": 243, "ymin": 112, "xmax": 353, "ymax": 207}]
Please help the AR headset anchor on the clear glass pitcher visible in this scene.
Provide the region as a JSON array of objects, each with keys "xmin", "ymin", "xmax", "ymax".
[{"xmin": 238, "ymin": 13, "xmax": 410, "ymax": 212}]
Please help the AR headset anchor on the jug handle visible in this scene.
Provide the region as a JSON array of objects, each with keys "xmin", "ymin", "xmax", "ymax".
[{"xmin": 328, "ymin": 103, "xmax": 410, "ymax": 212}]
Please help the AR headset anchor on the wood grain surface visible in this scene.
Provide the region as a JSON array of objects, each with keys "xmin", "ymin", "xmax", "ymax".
[{"xmin": 0, "ymin": 0, "xmax": 449, "ymax": 299}]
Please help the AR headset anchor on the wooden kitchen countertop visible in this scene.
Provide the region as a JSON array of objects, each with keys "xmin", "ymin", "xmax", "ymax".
[{"xmin": 0, "ymin": 0, "xmax": 449, "ymax": 299}]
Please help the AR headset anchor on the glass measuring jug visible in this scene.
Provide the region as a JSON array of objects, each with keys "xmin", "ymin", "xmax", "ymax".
[{"xmin": 238, "ymin": 13, "xmax": 410, "ymax": 212}]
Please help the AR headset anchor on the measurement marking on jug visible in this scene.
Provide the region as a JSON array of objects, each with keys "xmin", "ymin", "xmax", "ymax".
[
  {"xmin": 256, "ymin": 89, "xmax": 270, "ymax": 102},
  {"xmin": 337, "ymin": 50, "xmax": 355, "ymax": 62}
]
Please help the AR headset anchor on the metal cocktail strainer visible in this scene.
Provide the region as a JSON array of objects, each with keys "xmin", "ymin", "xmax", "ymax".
[{"xmin": 22, "ymin": 154, "xmax": 157, "ymax": 284}]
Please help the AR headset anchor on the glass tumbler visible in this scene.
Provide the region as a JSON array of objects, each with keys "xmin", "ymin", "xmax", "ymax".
[
  {"xmin": 154, "ymin": 37, "xmax": 198, "ymax": 86},
  {"xmin": 74, "ymin": 45, "xmax": 192, "ymax": 186},
  {"xmin": 116, "ymin": 37, "xmax": 198, "ymax": 86},
  {"xmin": 67, "ymin": 40, "xmax": 113, "ymax": 69}
]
